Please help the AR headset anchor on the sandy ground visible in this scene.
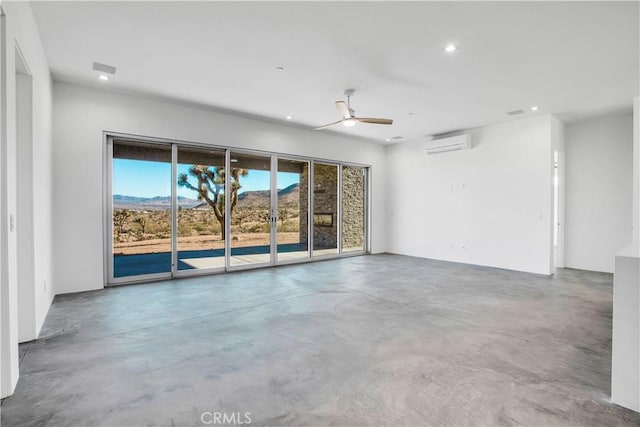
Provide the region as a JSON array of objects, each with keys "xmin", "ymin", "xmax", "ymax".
[{"xmin": 114, "ymin": 232, "xmax": 301, "ymax": 255}]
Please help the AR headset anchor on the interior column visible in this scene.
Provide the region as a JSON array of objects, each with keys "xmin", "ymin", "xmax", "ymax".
[{"xmin": 612, "ymin": 96, "xmax": 640, "ymax": 412}]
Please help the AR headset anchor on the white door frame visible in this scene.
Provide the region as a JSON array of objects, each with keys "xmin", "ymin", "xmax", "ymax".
[{"xmin": 15, "ymin": 43, "xmax": 36, "ymax": 343}]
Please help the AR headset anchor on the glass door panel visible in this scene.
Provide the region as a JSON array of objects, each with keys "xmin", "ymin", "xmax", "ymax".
[
  {"xmin": 176, "ymin": 147, "xmax": 226, "ymax": 271},
  {"xmin": 229, "ymin": 152, "xmax": 272, "ymax": 267},
  {"xmin": 277, "ymin": 158, "xmax": 309, "ymax": 262},
  {"xmin": 312, "ymin": 163, "xmax": 338, "ymax": 257},
  {"xmin": 112, "ymin": 141, "xmax": 172, "ymax": 278},
  {"xmin": 341, "ymin": 166, "xmax": 366, "ymax": 252}
]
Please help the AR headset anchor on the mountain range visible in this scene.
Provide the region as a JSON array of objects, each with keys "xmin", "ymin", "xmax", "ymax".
[
  {"xmin": 113, "ymin": 195, "xmax": 201, "ymax": 210},
  {"xmin": 114, "ymin": 182, "xmax": 300, "ymax": 210}
]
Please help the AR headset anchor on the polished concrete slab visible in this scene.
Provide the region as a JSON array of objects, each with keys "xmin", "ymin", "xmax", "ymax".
[
  {"xmin": 114, "ymin": 245, "xmax": 338, "ymax": 277},
  {"xmin": 2, "ymin": 254, "xmax": 639, "ymax": 426},
  {"xmin": 182, "ymin": 249, "xmax": 339, "ymax": 269}
]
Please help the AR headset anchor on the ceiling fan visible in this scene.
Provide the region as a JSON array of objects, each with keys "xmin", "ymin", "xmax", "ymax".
[{"xmin": 314, "ymin": 89, "xmax": 393, "ymax": 130}]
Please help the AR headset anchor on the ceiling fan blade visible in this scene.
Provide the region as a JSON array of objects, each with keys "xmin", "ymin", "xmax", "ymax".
[
  {"xmin": 356, "ymin": 117, "xmax": 394, "ymax": 125},
  {"xmin": 335, "ymin": 101, "xmax": 351, "ymax": 118},
  {"xmin": 314, "ymin": 119, "xmax": 344, "ymax": 130}
]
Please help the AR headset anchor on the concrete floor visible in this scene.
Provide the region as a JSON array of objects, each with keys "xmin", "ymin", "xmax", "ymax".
[
  {"xmin": 114, "ymin": 245, "xmax": 341, "ymax": 277},
  {"xmin": 2, "ymin": 254, "xmax": 640, "ymax": 426}
]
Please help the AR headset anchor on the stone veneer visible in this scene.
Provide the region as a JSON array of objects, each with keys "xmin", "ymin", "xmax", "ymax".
[
  {"xmin": 341, "ymin": 166, "xmax": 365, "ymax": 250},
  {"xmin": 298, "ymin": 164, "xmax": 365, "ymax": 250}
]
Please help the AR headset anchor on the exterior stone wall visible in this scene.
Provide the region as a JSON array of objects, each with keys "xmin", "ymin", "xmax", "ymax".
[
  {"xmin": 297, "ymin": 164, "xmax": 365, "ymax": 250},
  {"xmin": 341, "ymin": 166, "xmax": 365, "ymax": 250},
  {"xmin": 312, "ymin": 164, "xmax": 338, "ymax": 249}
]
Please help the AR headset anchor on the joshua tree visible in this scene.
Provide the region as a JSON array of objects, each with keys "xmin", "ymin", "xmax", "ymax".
[
  {"xmin": 258, "ymin": 205, "xmax": 271, "ymax": 223},
  {"xmin": 233, "ymin": 207, "xmax": 251, "ymax": 230},
  {"xmin": 178, "ymin": 166, "xmax": 248, "ymax": 240},
  {"xmin": 135, "ymin": 216, "xmax": 149, "ymax": 236},
  {"xmin": 113, "ymin": 209, "xmax": 131, "ymax": 238},
  {"xmin": 278, "ymin": 206, "xmax": 290, "ymax": 226}
]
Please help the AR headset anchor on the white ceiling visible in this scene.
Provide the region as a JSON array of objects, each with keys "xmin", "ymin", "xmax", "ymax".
[{"xmin": 31, "ymin": 1, "xmax": 639, "ymax": 144}]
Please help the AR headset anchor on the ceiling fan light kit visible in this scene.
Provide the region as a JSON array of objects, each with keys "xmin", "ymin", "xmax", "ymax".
[
  {"xmin": 343, "ymin": 118, "xmax": 356, "ymax": 127},
  {"xmin": 314, "ymin": 89, "xmax": 393, "ymax": 130}
]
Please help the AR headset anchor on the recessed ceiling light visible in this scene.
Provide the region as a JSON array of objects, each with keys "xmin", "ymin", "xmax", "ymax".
[
  {"xmin": 285, "ymin": 115, "xmax": 293, "ymax": 120},
  {"xmin": 408, "ymin": 112, "xmax": 414, "ymax": 116},
  {"xmin": 385, "ymin": 138, "xmax": 391, "ymax": 142},
  {"xmin": 531, "ymin": 106, "xmax": 539, "ymax": 111},
  {"xmin": 99, "ymin": 75, "xmax": 109, "ymax": 81},
  {"xmin": 444, "ymin": 44, "xmax": 457, "ymax": 53},
  {"xmin": 275, "ymin": 66, "xmax": 285, "ymax": 71}
]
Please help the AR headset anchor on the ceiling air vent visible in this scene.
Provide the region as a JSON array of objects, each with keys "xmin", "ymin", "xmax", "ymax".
[
  {"xmin": 93, "ymin": 62, "xmax": 117, "ymax": 75},
  {"xmin": 507, "ymin": 109, "xmax": 524, "ymax": 116}
]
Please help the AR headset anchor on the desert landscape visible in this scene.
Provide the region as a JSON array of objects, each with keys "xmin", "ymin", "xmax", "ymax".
[{"xmin": 113, "ymin": 183, "xmax": 302, "ymax": 255}]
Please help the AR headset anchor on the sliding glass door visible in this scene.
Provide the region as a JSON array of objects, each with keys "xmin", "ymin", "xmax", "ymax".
[
  {"xmin": 111, "ymin": 140, "xmax": 173, "ymax": 279},
  {"xmin": 312, "ymin": 163, "xmax": 339, "ymax": 257},
  {"xmin": 277, "ymin": 158, "xmax": 309, "ymax": 262},
  {"xmin": 228, "ymin": 152, "xmax": 273, "ymax": 268},
  {"xmin": 341, "ymin": 166, "xmax": 366, "ymax": 252},
  {"xmin": 107, "ymin": 136, "xmax": 369, "ymax": 284},
  {"xmin": 176, "ymin": 146, "xmax": 226, "ymax": 272}
]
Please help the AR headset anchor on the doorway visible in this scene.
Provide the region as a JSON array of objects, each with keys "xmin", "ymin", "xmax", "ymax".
[{"xmin": 553, "ymin": 149, "xmax": 565, "ymax": 269}]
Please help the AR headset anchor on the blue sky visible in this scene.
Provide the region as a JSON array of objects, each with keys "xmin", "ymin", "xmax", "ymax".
[{"xmin": 113, "ymin": 159, "xmax": 299, "ymax": 198}]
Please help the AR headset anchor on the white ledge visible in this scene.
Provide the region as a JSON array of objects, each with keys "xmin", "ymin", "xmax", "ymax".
[{"xmin": 616, "ymin": 241, "xmax": 640, "ymax": 258}]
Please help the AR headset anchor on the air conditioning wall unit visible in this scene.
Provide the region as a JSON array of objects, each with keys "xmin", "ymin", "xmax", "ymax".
[{"xmin": 424, "ymin": 134, "xmax": 473, "ymax": 154}]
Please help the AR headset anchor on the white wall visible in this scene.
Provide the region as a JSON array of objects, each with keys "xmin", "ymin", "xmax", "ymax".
[
  {"xmin": 52, "ymin": 82, "xmax": 387, "ymax": 295},
  {"xmin": 565, "ymin": 112, "xmax": 633, "ymax": 273},
  {"xmin": 386, "ymin": 115, "xmax": 555, "ymax": 275},
  {"xmin": 0, "ymin": 1, "xmax": 54, "ymax": 398},
  {"xmin": 633, "ymin": 97, "xmax": 640, "ymax": 241}
]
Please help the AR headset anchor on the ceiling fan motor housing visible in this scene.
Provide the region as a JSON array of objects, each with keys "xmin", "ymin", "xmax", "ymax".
[{"xmin": 314, "ymin": 88, "xmax": 393, "ymax": 130}]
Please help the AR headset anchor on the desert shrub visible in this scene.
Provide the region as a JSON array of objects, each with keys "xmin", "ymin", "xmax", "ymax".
[
  {"xmin": 275, "ymin": 218, "xmax": 301, "ymax": 233},
  {"xmin": 248, "ymin": 223, "xmax": 270, "ymax": 233},
  {"xmin": 178, "ymin": 223, "xmax": 198, "ymax": 237}
]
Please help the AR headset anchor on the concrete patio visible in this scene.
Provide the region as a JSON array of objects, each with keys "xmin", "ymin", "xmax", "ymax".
[{"xmin": 113, "ymin": 243, "xmax": 342, "ymax": 277}]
